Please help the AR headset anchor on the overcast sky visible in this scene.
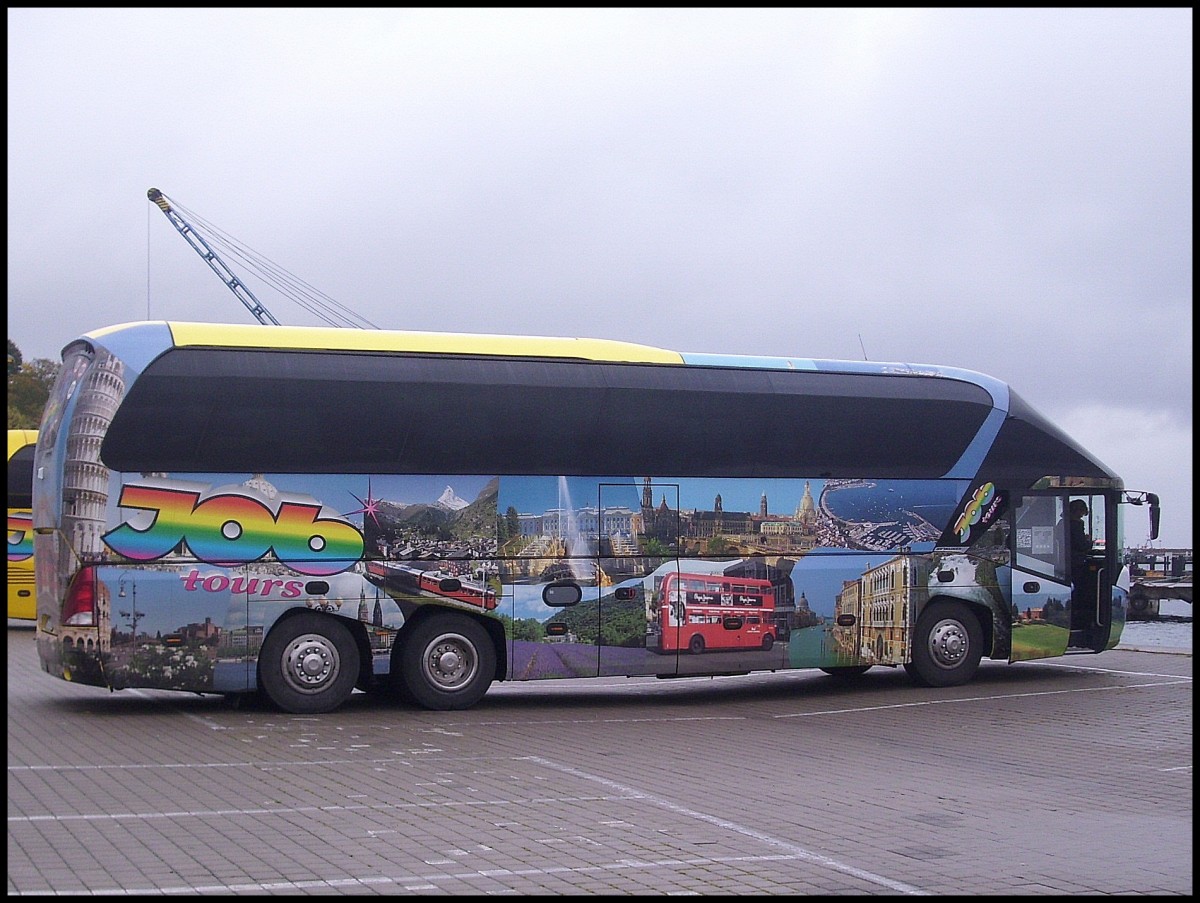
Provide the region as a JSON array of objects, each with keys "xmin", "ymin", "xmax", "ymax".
[{"xmin": 7, "ymin": 8, "xmax": 1192, "ymax": 548}]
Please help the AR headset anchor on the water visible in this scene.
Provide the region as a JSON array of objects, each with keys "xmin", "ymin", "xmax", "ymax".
[{"xmin": 1118, "ymin": 598, "xmax": 1192, "ymax": 652}]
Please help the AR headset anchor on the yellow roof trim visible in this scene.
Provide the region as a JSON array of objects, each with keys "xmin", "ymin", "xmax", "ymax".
[
  {"xmin": 165, "ymin": 322, "xmax": 684, "ymax": 364},
  {"xmin": 8, "ymin": 428, "xmax": 38, "ymax": 459}
]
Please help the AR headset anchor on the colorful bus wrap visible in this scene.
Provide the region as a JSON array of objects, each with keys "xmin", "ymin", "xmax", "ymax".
[
  {"xmin": 8, "ymin": 429, "xmax": 38, "ymax": 620},
  {"xmin": 32, "ymin": 321, "xmax": 1159, "ymax": 713}
]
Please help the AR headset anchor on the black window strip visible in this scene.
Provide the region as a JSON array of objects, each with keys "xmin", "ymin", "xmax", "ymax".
[{"xmin": 101, "ymin": 347, "xmax": 995, "ymax": 478}]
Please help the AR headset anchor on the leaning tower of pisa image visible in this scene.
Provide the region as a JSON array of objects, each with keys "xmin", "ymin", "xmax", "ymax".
[{"xmin": 56, "ymin": 349, "xmax": 126, "ymax": 652}]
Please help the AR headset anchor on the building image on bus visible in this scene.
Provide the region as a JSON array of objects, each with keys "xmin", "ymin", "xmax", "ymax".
[
  {"xmin": 653, "ymin": 571, "xmax": 776, "ymax": 654},
  {"xmin": 8, "ymin": 429, "xmax": 38, "ymax": 621},
  {"xmin": 31, "ymin": 320, "xmax": 1160, "ymax": 714}
]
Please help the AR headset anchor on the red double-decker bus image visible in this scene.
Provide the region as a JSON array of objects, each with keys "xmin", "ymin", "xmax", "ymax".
[{"xmin": 655, "ymin": 572, "xmax": 776, "ymax": 654}]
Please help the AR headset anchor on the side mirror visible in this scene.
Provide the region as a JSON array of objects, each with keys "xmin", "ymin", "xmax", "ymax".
[{"xmin": 1124, "ymin": 491, "xmax": 1161, "ymax": 542}]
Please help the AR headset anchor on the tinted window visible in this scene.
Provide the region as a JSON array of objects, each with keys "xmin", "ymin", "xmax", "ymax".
[
  {"xmin": 981, "ymin": 390, "xmax": 1113, "ymax": 482},
  {"xmin": 8, "ymin": 444, "xmax": 36, "ymax": 508},
  {"xmin": 102, "ymin": 348, "xmax": 994, "ymax": 478}
]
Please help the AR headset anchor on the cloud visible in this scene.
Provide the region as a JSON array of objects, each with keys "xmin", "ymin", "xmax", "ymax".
[
  {"xmin": 7, "ymin": 8, "xmax": 1192, "ymax": 547},
  {"xmin": 1056, "ymin": 404, "xmax": 1192, "ymax": 548}
]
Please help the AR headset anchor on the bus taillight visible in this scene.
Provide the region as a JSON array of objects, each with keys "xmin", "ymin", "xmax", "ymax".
[{"xmin": 61, "ymin": 567, "xmax": 98, "ymax": 627}]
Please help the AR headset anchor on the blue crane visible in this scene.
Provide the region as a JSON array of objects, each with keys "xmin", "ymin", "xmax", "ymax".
[{"xmin": 147, "ymin": 187, "xmax": 282, "ymax": 325}]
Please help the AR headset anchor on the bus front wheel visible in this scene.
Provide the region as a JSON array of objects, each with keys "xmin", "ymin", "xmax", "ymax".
[
  {"xmin": 398, "ymin": 613, "xmax": 495, "ymax": 711},
  {"xmin": 259, "ymin": 613, "xmax": 360, "ymax": 715},
  {"xmin": 905, "ymin": 600, "xmax": 983, "ymax": 688}
]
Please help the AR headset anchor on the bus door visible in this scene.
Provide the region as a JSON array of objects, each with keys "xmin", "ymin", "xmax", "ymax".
[
  {"xmin": 1066, "ymin": 492, "xmax": 1114, "ymax": 652},
  {"xmin": 1010, "ymin": 492, "xmax": 1112, "ymax": 662},
  {"xmin": 598, "ymin": 482, "xmax": 679, "ymax": 677}
]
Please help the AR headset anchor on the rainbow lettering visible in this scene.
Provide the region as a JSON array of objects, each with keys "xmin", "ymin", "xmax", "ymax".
[
  {"xmin": 8, "ymin": 511, "xmax": 33, "ymax": 562},
  {"xmin": 103, "ymin": 483, "xmax": 364, "ymax": 577},
  {"xmin": 954, "ymin": 482, "xmax": 997, "ymax": 543}
]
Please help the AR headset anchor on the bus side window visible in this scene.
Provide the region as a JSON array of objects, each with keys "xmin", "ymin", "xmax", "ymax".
[{"xmin": 1014, "ymin": 495, "xmax": 1068, "ymax": 583}]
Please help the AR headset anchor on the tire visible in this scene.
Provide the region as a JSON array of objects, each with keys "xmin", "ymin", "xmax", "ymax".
[
  {"xmin": 258, "ymin": 613, "xmax": 360, "ymax": 714},
  {"xmin": 1129, "ymin": 594, "xmax": 1149, "ymax": 615},
  {"xmin": 820, "ymin": 665, "xmax": 871, "ymax": 678},
  {"xmin": 688, "ymin": 634, "xmax": 705, "ymax": 655},
  {"xmin": 398, "ymin": 614, "xmax": 495, "ymax": 711},
  {"xmin": 905, "ymin": 600, "xmax": 983, "ymax": 688},
  {"xmin": 761, "ymin": 633, "xmax": 774, "ymax": 651}
]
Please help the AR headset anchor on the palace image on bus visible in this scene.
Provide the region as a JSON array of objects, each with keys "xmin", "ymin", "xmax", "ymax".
[{"xmin": 31, "ymin": 320, "xmax": 1160, "ymax": 714}]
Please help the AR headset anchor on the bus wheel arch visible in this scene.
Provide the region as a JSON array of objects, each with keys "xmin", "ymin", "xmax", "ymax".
[
  {"xmin": 905, "ymin": 598, "xmax": 984, "ymax": 688},
  {"xmin": 258, "ymin": 611, "xmax": 361, "ymax": 715},
  {"xmin": 396, "ymin": 610, "xmax": 498, "ymax": 711},
  {"xmin": 346, "ymin": 620, "xmax": 375, "ymax": 692}
]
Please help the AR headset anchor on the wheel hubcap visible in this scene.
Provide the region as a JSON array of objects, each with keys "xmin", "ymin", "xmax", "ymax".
[
  {"xmin": 928, "ymin": 619, "xmax": 968, "ymax": 669},
  {"xmin": 283, "ymin": 634, "xmax": 340, "ymax": 693},
  {"xmin": 423, "ymin": 634, "xmax": 477, "ymax": 690}
]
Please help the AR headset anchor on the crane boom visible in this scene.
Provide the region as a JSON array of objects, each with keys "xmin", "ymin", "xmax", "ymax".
[{"xmin": 147, "ymin": 188, "xmax": 281, "ymax": 325}]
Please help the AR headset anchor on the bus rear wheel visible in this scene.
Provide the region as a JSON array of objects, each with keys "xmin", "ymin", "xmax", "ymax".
[
  {"xmin": 688, "ymin": 634, "xmax": 705, "ymax": 655},
  {"xmin": 259, "ymin": 613, "xmax": 360, "ymax": 715},
  {"xmin": 905, "ymin": 600, "xmax": 982, "ymax": 688},
  {"xmin": 398, "ymin": 613, "xmax": 495, "ymax": 711}
]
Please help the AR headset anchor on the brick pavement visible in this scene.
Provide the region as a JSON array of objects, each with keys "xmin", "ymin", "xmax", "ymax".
[{"xmin": 6, "ymin": 625, "xmax": 1192, "ymax": 895}]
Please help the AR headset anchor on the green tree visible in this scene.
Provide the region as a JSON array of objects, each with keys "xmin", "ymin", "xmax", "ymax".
[
  {"xmin": 706, "ymin": 535, "xmax": 733, "ymax": 556},
  {"xmin": 511, "ymin": 618, "xmax": 543, "ymax": 642},
  {"xmin": 6, "ymin": 342, "xmax": 59, "ymax": 429},
  {"xmin": 7, "ymin": 339, "xmax": 22, "ymax": 376},
  {"xmin": 641, "ymin": 537, "xmax": 670, "ymax": 557},
  {"xmin": 497, "ymin": 505, "xmax": 522, "ymax": 544}
]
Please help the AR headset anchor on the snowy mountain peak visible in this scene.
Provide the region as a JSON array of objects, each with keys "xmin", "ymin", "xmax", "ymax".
[{"xmin": 436, "ymin": 485, "xmax": 470, "ymax": 511}]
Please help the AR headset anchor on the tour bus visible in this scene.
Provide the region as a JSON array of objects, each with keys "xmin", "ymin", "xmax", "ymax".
[
  {"xmin": 32, "ymin": 320, "xmax": 1160, "ymax": 714},
  {"xmin": 9, "ymin": 429, "xmax": 38, "ymax": 621}
]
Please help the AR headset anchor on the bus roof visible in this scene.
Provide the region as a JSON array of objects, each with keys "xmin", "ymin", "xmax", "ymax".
[
  {"xmin": 85, "ymin": 321, "xmax": 685, "ymax": 365},
  {"xmin": 8, "ymin": 429, "xmax": 38, "ymax": 459},
  {"xmin": 65, "ymin": 319, "xmax": 1120, "ymax": 487},
  {"xmin": 80, "ymin": 320, "xmax": 1008, "ymax": 399}
]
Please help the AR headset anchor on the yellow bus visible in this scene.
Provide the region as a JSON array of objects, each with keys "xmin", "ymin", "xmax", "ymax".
[
  {"xmin": 32, "ymin": 320, "xmax": 1160, "ymax": 713},
  {"xmin": 8, "ymin": 428, "xmax": 38, "ymax": 620}
]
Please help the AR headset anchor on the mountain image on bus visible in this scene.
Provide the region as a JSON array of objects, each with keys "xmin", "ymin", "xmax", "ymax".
[
  {"xmin": 31, "ymin": 320, "xmax": 1160, "ymax": 714},
  {"xmin": 8, "ymin": 429, "xmax": 38, "ymax": 621}
]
